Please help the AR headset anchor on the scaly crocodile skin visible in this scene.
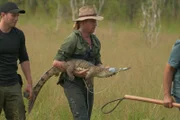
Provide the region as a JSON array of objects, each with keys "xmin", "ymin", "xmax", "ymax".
[{"xmin": 24, "ymin": 59, "xmax": 131, "ymax": 113}]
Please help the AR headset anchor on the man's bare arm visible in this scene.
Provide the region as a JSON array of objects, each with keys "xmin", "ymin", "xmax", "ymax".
[
  {"xmin": 163, "ymin": 63, "xmax": 176, "ymax": 108},
  {"xmin": 21, "ymin": 61, "xmax": 33, "ymax": 99}
]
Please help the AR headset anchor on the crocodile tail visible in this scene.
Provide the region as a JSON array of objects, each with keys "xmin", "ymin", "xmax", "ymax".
[{"xmin": 28, "ymin": 67, "xmax": 60, "ymax": 113}]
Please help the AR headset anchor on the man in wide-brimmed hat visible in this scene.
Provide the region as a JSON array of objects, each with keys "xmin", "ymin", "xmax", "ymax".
[{"xmin": 53, "ymin": 5, "xmax": 105, "ymax": 120}]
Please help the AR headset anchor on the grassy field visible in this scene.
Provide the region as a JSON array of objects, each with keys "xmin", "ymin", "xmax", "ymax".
[{"xmin": 1, "ymin": 18, "xmax": 180, "ymax": 120}]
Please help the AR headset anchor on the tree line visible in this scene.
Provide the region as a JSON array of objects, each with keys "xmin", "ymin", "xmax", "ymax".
[{"xmin": 0, "ymin": 0, "xmax": 179, "ymax": 24}]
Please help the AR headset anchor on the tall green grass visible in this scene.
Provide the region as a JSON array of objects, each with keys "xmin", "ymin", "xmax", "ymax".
[{"xmin": 0, "ymin": 18, "xmax": 180, "ymax": 120}]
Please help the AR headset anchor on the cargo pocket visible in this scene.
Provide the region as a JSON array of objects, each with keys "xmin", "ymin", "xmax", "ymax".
[{"xmin": 69, "ymin": 98, "xmax": 80, "ymax": 118}]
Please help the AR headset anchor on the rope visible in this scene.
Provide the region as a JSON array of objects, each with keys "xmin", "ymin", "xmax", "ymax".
[{"xmin": 101, "ymin": 97, "xmax": 124, "ymax": 114}]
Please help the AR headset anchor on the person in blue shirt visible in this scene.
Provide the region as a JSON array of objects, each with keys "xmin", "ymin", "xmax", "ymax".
[{"xmin": 163, "ymin": 40, "xmax": 180, "ymax": 108}]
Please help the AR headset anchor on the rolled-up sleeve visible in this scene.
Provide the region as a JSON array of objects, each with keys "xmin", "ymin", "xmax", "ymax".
[
  {"xmin": 54, "ymin": 33, "xmax": 77, "ymax": 61},
  {"xmin": 168, "ymin": 40, "xmax": 180, "ymax": 69}
]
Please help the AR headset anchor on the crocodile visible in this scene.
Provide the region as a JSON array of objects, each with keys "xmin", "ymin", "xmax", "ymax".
[{"xmin": 24, "ymin": 59, "xmax": 131, "ymax": 113}]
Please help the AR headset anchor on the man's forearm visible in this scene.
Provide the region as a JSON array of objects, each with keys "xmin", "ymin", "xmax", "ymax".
[
  {"xmin": 164, "ymin": 73, "xmax": 173, "ymax": 97},
  {"xmin": 20, "ymin": 61, "xmax": 33, "ymax": 86},
  {"xmin": 52, "ymin": 60, "xmax": 66, "ymax": 72},
  {"xmin": 163, "ymin": 64, "xmax": 175, "ymax": 97}
]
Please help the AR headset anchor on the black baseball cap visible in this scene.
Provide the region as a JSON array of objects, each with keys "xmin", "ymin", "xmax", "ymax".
[{"xmin": 0, "ymin": 2, "xmax": 25, "ymax": 14}]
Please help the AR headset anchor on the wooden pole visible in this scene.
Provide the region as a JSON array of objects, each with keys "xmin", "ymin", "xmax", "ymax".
[{"xmin": 124, "ymin": 95, "xmax": 180, "ymax": 108}]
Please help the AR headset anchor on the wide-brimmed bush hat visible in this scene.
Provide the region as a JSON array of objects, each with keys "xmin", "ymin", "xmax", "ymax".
[{"xmin": 73, "ymin": 5, "xmax": 103, "ymax": 22}]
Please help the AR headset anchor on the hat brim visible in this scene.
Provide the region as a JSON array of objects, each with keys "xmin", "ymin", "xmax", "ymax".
[
  {"xmin": 9, "ymin": 9, "xmax": 25, "ymax": 14},
  {"xmin": 73, "ymin": 16, "xmax": 104, "ymax": 22}
]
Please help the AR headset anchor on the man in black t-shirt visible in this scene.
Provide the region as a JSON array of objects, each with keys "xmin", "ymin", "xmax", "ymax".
[{"xmin": 0, "ymin": 2, "xmax": 33, "ymax": 120}]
